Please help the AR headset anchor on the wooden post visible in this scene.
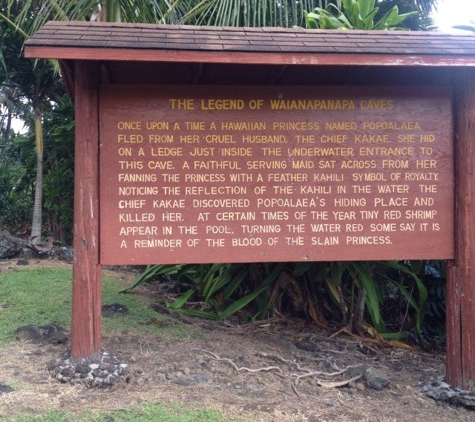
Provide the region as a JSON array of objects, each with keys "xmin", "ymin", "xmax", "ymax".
[
  {"xmin": 447, "ymin": 68, "xmax": 475, "ymax": 389},
  {"xmin": 71, "ymin": 61, "xmax": 102, "ymax": 362}
]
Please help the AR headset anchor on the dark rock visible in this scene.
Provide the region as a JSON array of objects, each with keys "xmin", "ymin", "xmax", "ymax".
[
  {"xmin": 109, "ymin": 376, "xmax": 122, "ymax": 385},
  {"xmin": 0, "ymin": 230, "xmax": 23, "ymax": 259},
  {"xmin": 38, "ymin": 324, "xmax": 69, "ymax": 344},
  {"xmin": 172, "ymin": 377, "xmax": 196, "ymax": 386},
  {"xmin": 75, "ymin": 364, "xmax": 91, "ymax": 374},
  {"xmin": 419, "ymin": 376, "xmax": 475, "ymax": 409},
  {"xmin": 48, "ymin": 350, "xmax": 128, "ymax": 388},
  {"xmin": 365, "ymin": 366, "xmax": 390, "ymax": 390},
  {"xmin": 15, "ymin": 325, "xmax": 41, "ymax": 342},
  {"xmin": 455, "ymin": 393, "xmax": 475, "ymax": 408},
  {"xmin": 16, "ymin": 259, "xmax": 29, "ymax": 266},
  {"xmin": 60, "ymin": 367, "xmax": 75, "ymax": 378},
  {"xmin": 194, "ymin": 372, "xmax": 212, "ymax": 383},
  {"xmin": 102, "ymin": 303, "xmax": 129, "ymax": 317},
  {"xmin": 15, "ymin": 323, "xmax": 68, "ymax": 345},
  {"xmin": 101, "ymin": 354, "xmax": 114, "ymax": 364},
  {"xmin": 0, "ymin": 384, "xmax": 14, "ymax": 394},
  {"xmin": 20, "ymin": 246, "xmax": 42, "ymax": 259},
  {"xmin": 55, "ymin": 246, "xmax": 74, "ymax": 263}
]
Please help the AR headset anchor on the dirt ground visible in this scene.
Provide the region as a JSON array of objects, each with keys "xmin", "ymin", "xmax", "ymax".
[{"xmin": 0, "ymin": 258, "xmax": 474, "ymax": 422}]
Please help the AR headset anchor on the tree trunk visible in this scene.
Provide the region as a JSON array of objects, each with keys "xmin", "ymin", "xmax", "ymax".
[
  {"xmin": 5, "ymin": 108, "xmax": 12, "ymax": 142},
  {"xmin": 30, "ymin": 112, "xmax": 43, "ymax": 244},
  {"xmin": 105, "ymin": 0, "xmax": 121, "ymax": 22}
]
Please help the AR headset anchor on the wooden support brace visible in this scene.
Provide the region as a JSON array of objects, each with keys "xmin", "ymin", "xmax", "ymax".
[
  {"xmin": 447, "ymin": 68, "xmax": 475, "ymax": 389},
  {"xmin": 71, "ymin": 61, "xmax": 102, "ymax": 362}
]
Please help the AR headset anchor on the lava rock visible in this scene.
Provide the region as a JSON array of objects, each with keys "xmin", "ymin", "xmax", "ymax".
[
  {"xmin": 75, "ymin": 363, "xmax": 91, "ymax": 374},
  {"xmin": 48, "ymin": 350, "xmax": 128, "ymax": 388},
  {"xmin": 46, "ymin": 360, "xmax": 58, "ymax": 371},
  {"xmin": 55, "ymin": 246, "xmax": 74, "ymax": 263},
  {"xmin": 172, "ymin": 377, "xmax": 196, "ymax": 386},
  {"xmin": 102, "ymin": 303, "xmax": 129, "ymax": 317},
  {"xmin": 0, "ymin": 384, "xmax": 14, "ymax": 394},
  {"xmin": 14, "ymin": 323, "xmax": 68, "ymax": 345},
  {"xmin": 419, "ymin": 376, "xmax": 475, "ymax": 409},
  {"xmin": 16, "ymin": 259, "xmax": 29, "ymax": 266},
  {"xmin": 194, "ymin": 372, "xmax": 212, "ymax": 383},
  {"xmin": 0, "ymin": 230, "xmax": 23, "ymax": 259},
  {"xmin": 60, "ymin": 367, "xmax": 76, "ymax": 378},
  {"xmin": 365, "ymin": 366, "xmax": 390, "ymax": 390}
]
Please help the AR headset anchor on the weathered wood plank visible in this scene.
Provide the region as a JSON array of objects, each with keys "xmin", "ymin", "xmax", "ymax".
[
  {"xmin": 447, "ymin": 68, "xmax": 475, "ymax": 389},
  {"xmin": 71, "ymin": 61, "xmax": 101, "ymax": 362},
  {"xmin": 446, "ymin": 262, "xmax": 462, "ymax": 384},
  {"xmin": 23, "ymin": 46, "xmax": 475, "ymax": 68}
]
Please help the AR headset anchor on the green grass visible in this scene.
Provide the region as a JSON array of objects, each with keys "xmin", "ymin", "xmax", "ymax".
[
  {"xmin": 0, "ymin": 266, "xmax": 189, "ymax": 345},
  {"xmin": 4, "ymin": 403, "xmax": 239, "ymax": 421}
]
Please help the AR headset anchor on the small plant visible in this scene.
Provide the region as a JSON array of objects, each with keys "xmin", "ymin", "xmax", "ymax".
[
  {"xmin": 303, "ymin": 0, "xmax": 417, "ymax": 30},
  {"xmin": 124, "ymin": 258, "xmax": 428, "ymax": 347}
]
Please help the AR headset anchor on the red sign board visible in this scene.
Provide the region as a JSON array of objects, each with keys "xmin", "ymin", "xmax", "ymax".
[{"xmin": 99, "ymin": 85, "xmax": 453, "ymax": 264}]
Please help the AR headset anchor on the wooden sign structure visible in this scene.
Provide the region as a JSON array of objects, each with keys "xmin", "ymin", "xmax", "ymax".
[
  {"xmin": 100, "ymin": 85, "xmax": 454, "ymax": 264},
  {"xmin": 25, "ymin": 22, "xmax": 475, "ymax": 389}
]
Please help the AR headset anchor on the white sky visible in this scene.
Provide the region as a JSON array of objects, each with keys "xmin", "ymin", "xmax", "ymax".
[{"xmin": 433, "ymin": 0, "xmax": 475, "ymax": 32}]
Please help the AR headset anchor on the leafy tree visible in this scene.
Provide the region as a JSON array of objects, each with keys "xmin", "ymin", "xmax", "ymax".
[
  {"xmin": 1, "ymin": 2, "xmax": 64, "ymax": 244},
  {"xmin": 34, "ymin": 95, "xmax": 75, "ymax": 241},
  {"xmin": 7, "ymin": 0, "xmax": 315, "ymax": 29},
  {"xmin": 1, "ymin": 1, "xmax": 439, "ymax": 29}
]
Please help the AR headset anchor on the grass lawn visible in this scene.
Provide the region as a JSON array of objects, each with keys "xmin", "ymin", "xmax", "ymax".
[
  {"xmin": 2, "ymin": 404, "xmax": 238, "ymax": 422},
  {"xmin": 0, "ymin": 266, "xmax": 187, "ymax": 345},
  {"xmin": 4, "ymin": 404, "xmax": 235, "ymax": 422}
]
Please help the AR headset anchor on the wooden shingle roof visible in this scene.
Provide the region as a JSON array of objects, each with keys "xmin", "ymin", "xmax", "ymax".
[{"xmin": 25, "ymin": 21, "xmax": 475, "ymax": 67}]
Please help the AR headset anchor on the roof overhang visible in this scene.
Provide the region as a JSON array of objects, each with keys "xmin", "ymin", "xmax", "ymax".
[
  {"xmin": 24, "ymin": 21, "xmax": 475, "ymax": 68},
  {"xmin": 24, "ymin": 21, "xmax": 475, "ymax": 96}
]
